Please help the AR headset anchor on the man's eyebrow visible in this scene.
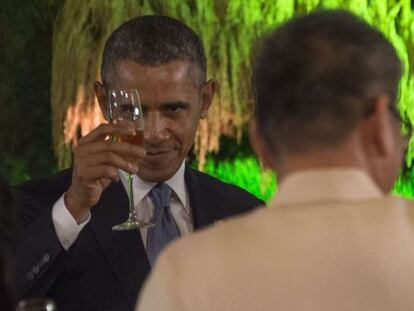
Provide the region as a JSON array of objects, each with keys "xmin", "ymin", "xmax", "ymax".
[
  {"xmin": 158, "ymin": 101, "xmax": 191, "ymax": 110},
  {"xmin": 161, "ymin": 101, "xmax": 189, "ymax": 107},
  {"xmin": 140, "ymin": 101, "xmax": 190, "ymax": 112},
  {"xmin": 141, "ymin": 101, "xmax": 189, "ymax": 107}
]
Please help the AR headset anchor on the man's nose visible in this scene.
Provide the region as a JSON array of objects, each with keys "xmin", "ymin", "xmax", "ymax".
[{"xmin": 144, "ymin": 112, "xmax": 169, "ymax": 143}]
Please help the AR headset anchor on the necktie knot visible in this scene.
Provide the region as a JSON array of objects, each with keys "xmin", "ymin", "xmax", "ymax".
[{"xmin": 148, "ymin": 183, "xmax": 171, "ymax": 211}]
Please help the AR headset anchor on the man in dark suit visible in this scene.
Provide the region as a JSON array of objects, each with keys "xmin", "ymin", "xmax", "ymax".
[{"xmin": 12, "ymin": 15, "xmax": 262, "ymax": 311}]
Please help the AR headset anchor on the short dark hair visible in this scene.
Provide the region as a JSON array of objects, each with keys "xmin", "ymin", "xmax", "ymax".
[
  {"xmin": 253, "ymin": 9, "xmax": 403, "ymax": 154},
  {"xmin": 101, "ymin": 15, "xmax": 207, "ymax": 86}
]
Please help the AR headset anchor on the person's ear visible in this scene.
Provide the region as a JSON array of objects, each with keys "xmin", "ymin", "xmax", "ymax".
[
  {"xmin": 249, "ymin": 118, "xmax": 274, "ymax": 170},
  {"xmin": 362, "ymin": 95, "xmax": 395, "ymax": 158},
  {"xmin": 94, "ymin": 81, "xmax": 109, "ymax": 121},
  {"xmin": 200, "ymin": 79, "xmax": 216, "ymax": 119}
]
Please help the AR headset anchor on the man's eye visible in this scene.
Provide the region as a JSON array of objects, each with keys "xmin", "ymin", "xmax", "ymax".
[
  {"xmin": 170, "ymin": 106, "xmax": 182, "ymax": 112},
  {"xmin": 167, "ymin": 105, "xmax": 185, "ymax": 113}
]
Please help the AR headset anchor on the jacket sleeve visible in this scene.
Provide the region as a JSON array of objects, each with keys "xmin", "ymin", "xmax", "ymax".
[{"xmin": 11, "ymin": 182, "xmax": 68, "ymax": 302}]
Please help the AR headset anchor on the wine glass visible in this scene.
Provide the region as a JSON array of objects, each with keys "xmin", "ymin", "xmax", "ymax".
[
  {"xmin": 108, "ymin": 89, "xmax": 152, "ymax": 231},
  {"xmin": 15, "ymin": 298, "xmax": 57, "ymax": 311}
]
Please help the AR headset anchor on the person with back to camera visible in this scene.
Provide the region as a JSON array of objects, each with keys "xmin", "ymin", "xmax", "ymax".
[{"xmin": 137, "ymin": 10, "xmax": 414, "ymax": 311}]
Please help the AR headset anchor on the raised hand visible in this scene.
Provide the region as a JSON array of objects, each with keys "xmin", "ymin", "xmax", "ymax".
[{"xmin": 64, "ymin": 122, "xmax": 146, "ymax": 223}]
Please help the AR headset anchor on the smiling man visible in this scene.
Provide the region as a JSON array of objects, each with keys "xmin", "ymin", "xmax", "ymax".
[{"xmin": 12, "ymin": 16, "xmax": 262, "ymax": 311}]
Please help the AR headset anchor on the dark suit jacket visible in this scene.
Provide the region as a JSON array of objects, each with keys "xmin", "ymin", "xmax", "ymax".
[{"xmin": 12, "ymin": 166, "xmax": 263, "ymax": 311}]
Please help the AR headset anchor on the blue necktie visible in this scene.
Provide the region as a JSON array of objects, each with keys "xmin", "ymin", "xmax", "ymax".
[{"xmin": 146, "ymin": 183, "xmax": 181, "ymax": 265}]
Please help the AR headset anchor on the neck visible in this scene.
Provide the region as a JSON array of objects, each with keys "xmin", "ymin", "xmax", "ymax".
[{"xmin": 274, "ymin": 138, "xmax": 369, "ymax": 184}]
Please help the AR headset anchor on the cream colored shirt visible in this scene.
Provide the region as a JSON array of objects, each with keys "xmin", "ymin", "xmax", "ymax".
[
  {"xmin": 137, "ymin": 168, "xmax": 414, "ymax": 311},
  {"xmin": 52, "ymin": 162, "xmax": 192, "ymax": 250}
]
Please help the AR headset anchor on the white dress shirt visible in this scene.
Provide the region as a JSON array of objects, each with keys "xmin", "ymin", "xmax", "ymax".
[{"xmin": 52, "ymin": 162, "xmax": 193, "ymax": 250}]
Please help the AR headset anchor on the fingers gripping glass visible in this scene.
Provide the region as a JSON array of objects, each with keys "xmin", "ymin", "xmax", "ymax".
[{"xmin": 108, "ymin": 89, "xmax": 153, "ymax": 231}]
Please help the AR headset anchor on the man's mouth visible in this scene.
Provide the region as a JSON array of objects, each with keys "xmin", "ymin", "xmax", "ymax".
[
  {"xmin": 146, "ymin": 150, "xmax": 170, "ymax": 156},
  {"xmin": 142, "ymin": 150, "xmax": 174, "ymax": 163}
]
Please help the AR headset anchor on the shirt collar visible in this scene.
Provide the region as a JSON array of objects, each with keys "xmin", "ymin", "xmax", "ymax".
[
  {"xmin": 271, "ymin": 168, "xmax": 384, "ymax": 208},
  {"xmin": 164, "ymin": 162, "xmax": 187, "ymax": 210},
  {"xmin": 118, "ymin": 161, "xmax": 188, "ymax": 211}
]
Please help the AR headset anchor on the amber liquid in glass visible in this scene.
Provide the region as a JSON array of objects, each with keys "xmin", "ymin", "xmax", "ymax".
[
  {"xmin": 114, "ymin": 131, "xmax": 144, "ymax": 146},
  {"xmin": 119, "ymin": 131, "xmax": 144, "ymax": 145},
  {"xmin": 112, "ymin": 131, "xmax": 143, "ymax": 165}
]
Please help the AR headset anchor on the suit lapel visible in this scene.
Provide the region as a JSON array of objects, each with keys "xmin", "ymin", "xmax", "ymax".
[
  {"xmin": 89, "ymin": 181, "xmax": 150, "ymax": 309},
  {"xmin": 185, "ymin": 166, "xmax": 217, "ymax": 229},
  {"xmin": 86, "ymin": 167, "xmax": 221, "ymax": 307}
]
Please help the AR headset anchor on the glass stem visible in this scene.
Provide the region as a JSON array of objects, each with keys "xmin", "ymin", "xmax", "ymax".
[{"xmin": 128, "ymin": 173, "xmax": 137, "ymax": 219}]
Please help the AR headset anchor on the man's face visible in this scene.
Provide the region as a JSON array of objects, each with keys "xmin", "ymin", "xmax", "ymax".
[{"xmin": 101, "ymin": 59, "xmax": 213, "ymax": 182}]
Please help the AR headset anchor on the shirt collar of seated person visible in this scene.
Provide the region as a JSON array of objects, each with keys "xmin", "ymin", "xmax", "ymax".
[
  {"xmin": 250, "ymin": 94, "xmax": 410, "ymax": 195},
  {"xmin": 94, "ymin": 58, "xmax": 216, "ymax": 183}
]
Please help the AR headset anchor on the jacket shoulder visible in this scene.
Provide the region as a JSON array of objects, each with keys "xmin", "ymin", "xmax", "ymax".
[
  {"xmin": 14, "ymin": 168, "xmax": 73, "ymax": 206},
  {"xmin": 188, "ymin": 167, "xmax": 264, "ymax": 206}
]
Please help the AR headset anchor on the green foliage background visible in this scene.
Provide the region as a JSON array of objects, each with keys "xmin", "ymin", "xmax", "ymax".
[
  {"xmin": 2, "ymin": 0, "xmax": 414, "ymax": 202},
  {"xmin": 0, "ymin": 0, "xmax": 63, "ymax": 184}
]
